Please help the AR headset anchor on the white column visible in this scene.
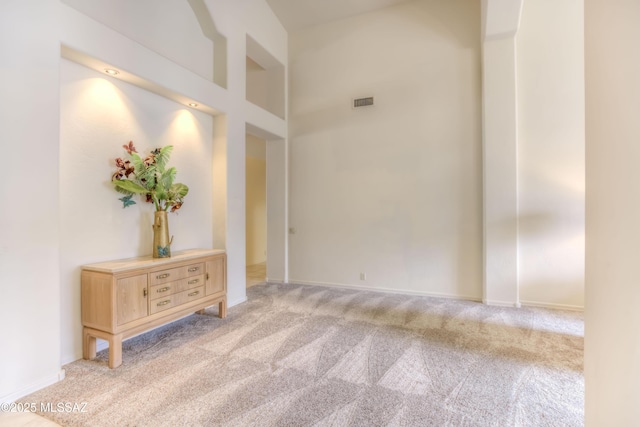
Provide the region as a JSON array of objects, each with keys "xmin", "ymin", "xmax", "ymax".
[
  {"xmin": 482, "ymin": 37, "xmax": 519, "ymax": 306},
  {"xmin": 585, "ymin": 0, "xmax": 640, "ymax": 423},
  {"xmin": 0, "ymin": 0, "xmax": 63, "ymax": 401},
  {"xmin": 223, "ymin": 24, "xmax": 248, "ymax": 307},
  {"xmin": 481, "ymin": 0, "xmax": 523, "ymax": 306}
]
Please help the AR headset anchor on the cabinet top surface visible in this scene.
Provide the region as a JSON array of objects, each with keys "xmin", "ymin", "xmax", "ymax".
[{"xmin": 82, "ymin": 249, "xmax": 225, "ymax": 273}]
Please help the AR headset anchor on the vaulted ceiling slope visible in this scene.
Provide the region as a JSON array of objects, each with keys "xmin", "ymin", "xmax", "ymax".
[{"xmin": 265, "ymin": 0, "xmax": 415, "ymax": 31}]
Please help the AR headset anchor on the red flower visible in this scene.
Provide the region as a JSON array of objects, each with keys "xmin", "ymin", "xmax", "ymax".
[
  {"xmin": 113, "ymin": 158, "xmax": 135, "ymax": 180},
  {"xmin": 122, "ymin": 141, "xmax": 137, "ymax": 154}
]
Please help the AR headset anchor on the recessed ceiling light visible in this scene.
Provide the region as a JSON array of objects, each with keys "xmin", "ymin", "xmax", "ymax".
[
  {"xmin": 104, "ymin": 68, "xmax": 120, "ymax": 76},
  {"xmin": 188, "ymin": 103, "xmax": 198, "ymax": 107}
]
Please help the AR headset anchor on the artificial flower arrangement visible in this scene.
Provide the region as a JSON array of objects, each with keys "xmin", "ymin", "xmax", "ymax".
[{"xmin": 111, "ymin": 141, "xmax": 189, "ymax": 211}]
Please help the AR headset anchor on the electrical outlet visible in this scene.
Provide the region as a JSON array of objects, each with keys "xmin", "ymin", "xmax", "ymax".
[{"xmin": 360, "ymin": 273, "xmax": 366, "ymax": 281}]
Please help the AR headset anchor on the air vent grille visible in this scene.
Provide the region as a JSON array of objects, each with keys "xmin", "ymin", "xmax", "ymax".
[{"xmin": 353, "ymin": 97, "xmax": 374, "ymax": 108}]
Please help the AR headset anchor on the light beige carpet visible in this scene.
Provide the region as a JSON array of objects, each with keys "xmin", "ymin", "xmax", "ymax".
[{"xmin": 22, "ymin": 282, "xmax": 583, "ymax": 426}]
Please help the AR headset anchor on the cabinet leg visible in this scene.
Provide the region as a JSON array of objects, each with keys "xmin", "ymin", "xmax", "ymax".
[
  {"xmin": 109, "ymin": 334, "xmax": 123, "ymax": 369},
  {"xmin": 83, "ymin": 328, "xmax": 96, "ymax": 360},
  {"xmin": 219, "ymin": 299, "xmax": 227, "ymax": 318}
]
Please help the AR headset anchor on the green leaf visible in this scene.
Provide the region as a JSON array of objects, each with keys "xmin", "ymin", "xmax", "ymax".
[
  {"xmin": 130, "ymin": 152, "xmax": 145, "ymax": 175},
  {"xmin": 170, "ymin": 183, "xmax": 189, "ymax": 199},
  {"xmin": 154, "ymin": 145, "xmax": 173, "ymax": 172},
  {"xmin": 113, "ymin": 184, "xmax": 133, "ymax": 196},
  {"xmin": 141, "ymin": 165, "xmax": 158, "ymax": 190},
  {"xmin": 155, "ymin": 186, "xmax": 167, "ymax": 205},
  {"xmin": 113, "ymin": 179, "xmax": 149, "ymax": 194},
  {"xmin": 160, "ymin": 167, "xmax": 177, "ymax": 190}
]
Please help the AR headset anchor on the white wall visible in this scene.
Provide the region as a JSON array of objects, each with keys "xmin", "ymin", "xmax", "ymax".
[
  {"xmin": 0, "ymin": 0, "xmax": 63, "ymax": 402},
  {"xmin": 516, "ymin": 0, "xmax": 585, "ymax": 309},
  {"xmin": 59, "ymin": 59, "xmax": 214, "ymax": 363},
  {"xmin": 288, "ymin": 0, "xmax": 482, "ymax": 298},
  {"xmin": 1, "ymin": 0, "xmax": 287, "ymax": 402},
  {"xmin": 585, "ymin": 0, "xmax": 640, "ymax": 423}
]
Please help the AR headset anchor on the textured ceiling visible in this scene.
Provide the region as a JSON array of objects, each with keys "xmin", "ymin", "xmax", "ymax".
[{"xmin": 265, "ymin": 0, "xmax": 415, "ymax": 32}]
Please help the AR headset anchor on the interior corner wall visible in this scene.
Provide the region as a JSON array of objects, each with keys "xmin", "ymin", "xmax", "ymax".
[
  {"xmin": 288, "ymin": 0, "xmax": 482, "ymax": 298},
  {"xmin": 585, "ymin": 0, "xmax": 640, "ymax": 423},
  {"xmin": 0, "ymin": 0, "xmax": 62, "ymax": 402},
  {"xmin": 516, "ymin": 0, "xmax": 585, "ymax": 309}
]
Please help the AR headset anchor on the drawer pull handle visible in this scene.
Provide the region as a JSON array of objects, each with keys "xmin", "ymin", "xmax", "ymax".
[
  {"xmin": 157, "ymin": 300, "xmax": 170, "ymax": 307},
  {"xmin": 188, "ymin": 279, "xmax": 199, "ymax": 285},
  {"xmin": 188, "ymin": 291, "xmax": 200, "ymax": 297},
  {"xmin": 188, "ymin": 267, "xmax": 199, "ymax": 272},
  {"xmin": 157, "ymin": 287, "xmax": 170, "ymax": 293},
  {"xmin": 156, "ymin": 273, "xmax": 170, "ymax": 279}
]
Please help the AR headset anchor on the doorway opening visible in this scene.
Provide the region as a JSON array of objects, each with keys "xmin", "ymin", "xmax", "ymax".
[{"xmin": 246, "ymin": 133, "xmax": 267, "ymax": 287}]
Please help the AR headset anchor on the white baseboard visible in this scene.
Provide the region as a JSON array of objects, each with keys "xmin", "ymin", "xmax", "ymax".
[
  {"xmin": 483, "ymin": 299, "xmax": 522, "ymax": 308},
  {"xmin": 289, "ymin": 279, "xmax": 482, "ymax": 303},
  {"xmin": 228, "ymin": 296, "xmax": 248, "ymax": 307},
  {"xmin": 1, "ymin": 369, "xmax": 65, "ymax": 404},
  {"xmin": 520, "ymin": 300, "xmax": 584, "ymax": 311}
]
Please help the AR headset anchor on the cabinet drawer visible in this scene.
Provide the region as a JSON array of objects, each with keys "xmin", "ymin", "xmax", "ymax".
[
  {"xmin": 150, "ymin": 274, "xmax": 205, "ymax": 300},
  {"xmin": 150, "ymin": 286, "xmax": 205, "ymax": 315},
  {"xmin": 150, "ymin": 262, "xmax": 204, "ymax": 286}
]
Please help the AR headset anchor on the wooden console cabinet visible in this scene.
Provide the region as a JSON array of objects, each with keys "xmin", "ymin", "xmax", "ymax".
[{"xmin": 81, "ymin": 249, "xmax": 226, "ymax": 368}]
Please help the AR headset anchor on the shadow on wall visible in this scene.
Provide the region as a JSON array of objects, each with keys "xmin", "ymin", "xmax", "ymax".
[{"xmin": 495, "ymin": 210, "xmax": 585, "ymax": 307}]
